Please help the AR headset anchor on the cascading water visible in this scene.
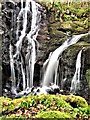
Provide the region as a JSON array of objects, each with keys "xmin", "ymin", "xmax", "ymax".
[
  {"xmin": 70, "ymin": 49, "xmax": 83, "ymax": 94},
  {"xmin": 2, "ymin": 0, "xmax": 90, "ymax": 97},
  {"xmin": 9, "ymin": 44, "xmax": 16, "ymax": 88},
  {"xmin": 43, "ymin": 32, "xmax": 90, "ymax": 87},
  {"xmin": 9, "ymin": 0, "xmax": 41, "ymax": 94},
  {"xmin": 26, "ymin": 0, "xmax": 41, "ymax": 88}
]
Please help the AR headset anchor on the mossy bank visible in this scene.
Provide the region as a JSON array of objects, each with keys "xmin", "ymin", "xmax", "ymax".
[{"xmin": 0, "ymin": 94, "xmax": 90, "ymax": 119}]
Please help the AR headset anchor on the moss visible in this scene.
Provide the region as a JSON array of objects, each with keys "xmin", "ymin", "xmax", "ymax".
[
  {"xmin": 61, "ymin": 21, "xmax": 72, "ymax": 29},
  {"xmin": 44, "ymin": 1, "xmax": 89, "ymax": 34},
  {"xmin": 79, "ymin": 106, "xmax": 90, "ymax": 115},
  {"xmin": 76, "ymin": 8, "xmax": 85, "ymax": 17},
  {"xmin": 76, "ymin": 27, "xmax": 84, "ymax": 32},
  {"xmin": 73, "ymin": 42, "xmax": 90, "ymax": 47},
  {"xmin": 0, "ymin": 95, "xmax": 72, "ymax": 114},
  {"xmin": 63, "ymin": 14, "xmax": 72, "ymax": 21},
  {"xmin": 0, "ymin": 97, "xmax": 12, "ymax": 113},
  {"xmin": 35, "ymin": 111, "xmax": 71, "ymax": 119},
  {"xmin": 62, "ymin": 95, "xmax": 88, "ymax": 108},
  {"xmin": 0, "ymin": 94, "xmax": 89, "ymax": 118},
  {"xmin": 36, "ymin": 94, "xmax": 72, "ymax": 110},
  {"xmin": 0, "ymin": 116, "xmax": 27, "ymax": 120},
  {"xmin": 0, "ymin": 97, "xmax": 25, "ymax": 114}
]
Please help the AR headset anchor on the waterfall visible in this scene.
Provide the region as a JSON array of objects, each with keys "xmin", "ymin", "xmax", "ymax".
[
  {"xmin": 43, "ymin": 32, "xmax": 90, "ymax": 87},
  {"xmin": 42, "ymin": 52, "xmax": 52, "ymax": 76},
  {"xmin": 9, "ymin": 0, "xmax": 41, "ymax": 93},
  {"xmin": 9, "ymin": 44, "xmax": 16, "ymax": 88},
  {"xmin": 54, "ymin": 59, "xmax": 59, "ymax": 85},
  {"xmin": 5, "ymin": 0, "xmax": 90, "ymax": 96},
  {"xmin": 26, "ymin": 0, "xmax": 41, "ymax": 88},
  {"xmin": 70, "ymin": 49, "xmax": 82, "ymax": 94}
]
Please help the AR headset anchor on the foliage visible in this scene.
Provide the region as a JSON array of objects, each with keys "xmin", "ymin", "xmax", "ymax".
[
  {"xmin": 44, "ymin": 1, "xmax": 90, "ymax": 33},
  {"xmin": 46, "ymin": 1, "xmax": 89, "ymax": 19}
]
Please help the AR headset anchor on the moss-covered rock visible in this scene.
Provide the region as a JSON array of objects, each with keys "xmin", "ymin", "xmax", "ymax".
[
  {"xmin": 0, "ymin": 97, "xmax": 24, "ymax": 114},
  {"xmin": 61, "ymin": 95, "xmax": 88, "ymax": 108},
  {"xmin": 0, "ymin": 94, "xmax": 89, "ymax": 118},
  {"xmin": 0, "ymin": 97, "xmax": 12, "ymax": 113}
]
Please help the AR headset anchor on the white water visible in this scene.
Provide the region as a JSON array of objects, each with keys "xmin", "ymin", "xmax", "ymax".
[
  {"xmin": 42, "ymin": 52, "xmax": 52, "ymax": 76},
  {"xmin": 9, "ymin": 44, "xmax": 16, "ymax": 88},
  {"xmin": 43, "ymin": 32, "xmax": 90, "ymax": 86},
  {"xmin": 9, "ymin": 0, "xmax": 41, "ymax": 92},
  {"xmin": 54, "ymin": 59, "xmax": 59, "ymax": 85},
  {"xmin": 25, "ymin": 0, "xmax": 37, "ymax": 88},
  {"xmin": 70, "ymin": 49, "xmax": 82, "ymax": 93},
  {"xmin": 26, "ymin": 0, "xmax": 41, "ymax": 88},
  {"xmin": 14, "ymin": 0, "xmax": 29, "ymax": 90}
]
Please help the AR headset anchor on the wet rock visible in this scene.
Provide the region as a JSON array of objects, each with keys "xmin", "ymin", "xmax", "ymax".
[{"xmin": 50, "ymin": 84, "xmax": 60, "ymax": 94}]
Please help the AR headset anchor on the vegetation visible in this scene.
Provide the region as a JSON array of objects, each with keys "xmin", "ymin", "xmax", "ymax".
[
  {"xmin": 35, "ymin": 111, "xmax": 71, "ymax": 119},
  {"xmin": 0, "ymin": 94, "xmax": 90, "ymax": 119},
  {"xmin": 40, "ymin": 1, "xmax": 90, "ymax": 34}
]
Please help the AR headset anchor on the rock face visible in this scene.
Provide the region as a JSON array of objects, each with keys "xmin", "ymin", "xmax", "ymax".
[
  {"xmin": 1, "ymin": 1, "xmax": 50, "ymax": 97},
  {"xmin": 1, "ymin": 1, "xmax": 90, "ymax": 101}
]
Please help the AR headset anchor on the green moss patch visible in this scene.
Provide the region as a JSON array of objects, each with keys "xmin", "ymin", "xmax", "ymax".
[
  {"xmin": 35, "ymin": 111, "xmax": 71, "ymax": 119},
  {"xmin": 62, "ymin": 95, "xmax": 88, "ymax": 108},
  {"xmin": 0, "ymin": 94, "xmax": 89, "ymax": 119}
]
